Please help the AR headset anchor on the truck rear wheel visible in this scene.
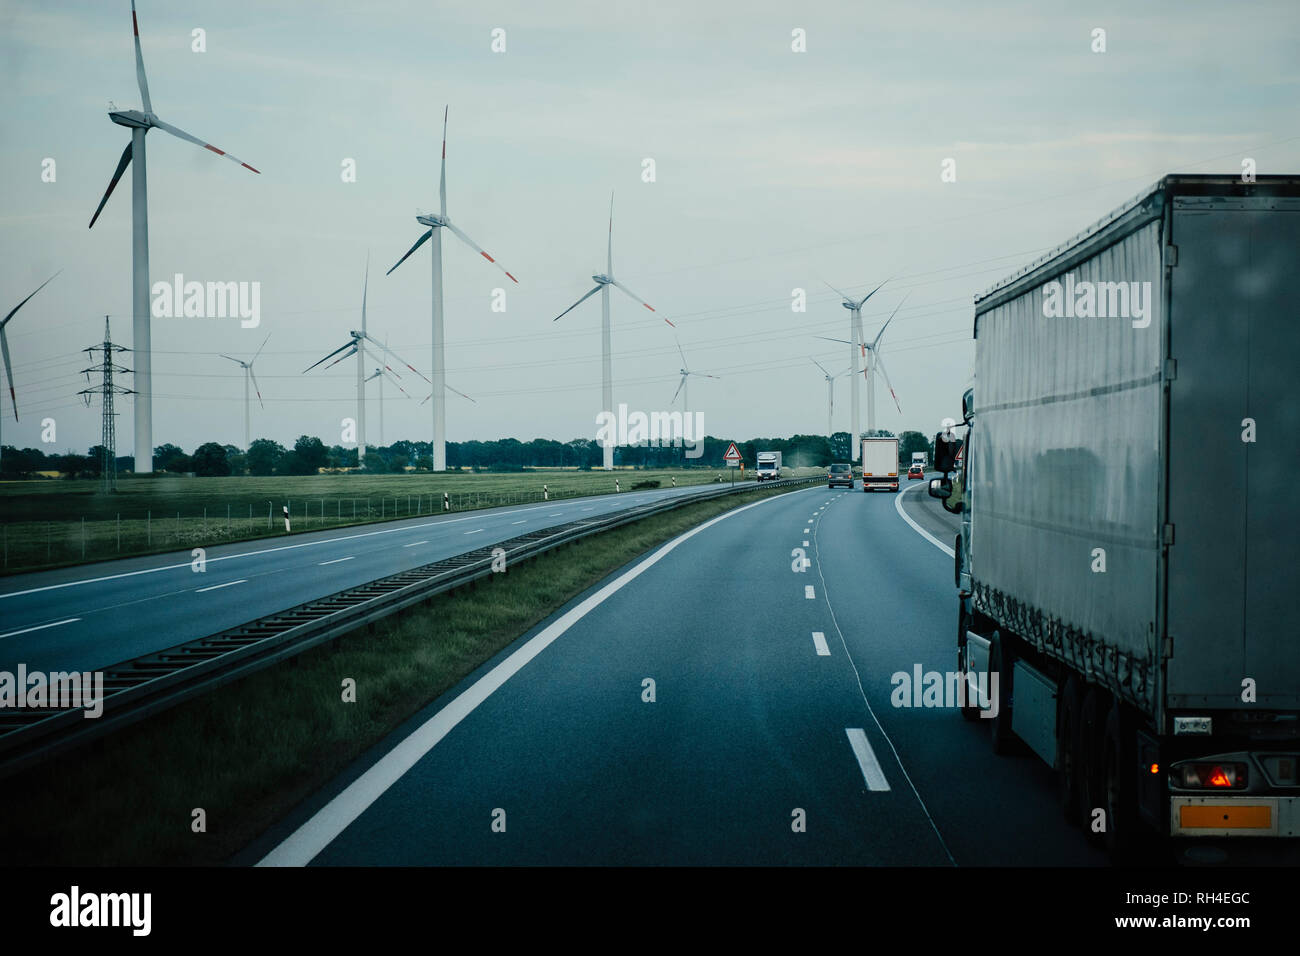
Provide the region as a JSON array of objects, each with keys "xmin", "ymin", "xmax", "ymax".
[
  {"xmin": 1079, "ymin": 687, "xmax": 1107, "ymax": 844},
  {"xmin": 1057, "ymin": 676, "xmax": 1083, "ymax": 823},
  {"xmin": 987, "ymin": 633, "xmax": 1016, "ymax": 754}
]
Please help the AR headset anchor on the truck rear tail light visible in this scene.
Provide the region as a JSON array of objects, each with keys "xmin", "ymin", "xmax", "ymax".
[{"xmin": 1172, "ymin": 761, "xmax": 1249, "ymax": 790}]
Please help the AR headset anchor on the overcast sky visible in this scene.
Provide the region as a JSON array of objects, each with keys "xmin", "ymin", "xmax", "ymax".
[{"xmin": 2, "ymin": 0, "xmax": 1297, "ymax": 456}]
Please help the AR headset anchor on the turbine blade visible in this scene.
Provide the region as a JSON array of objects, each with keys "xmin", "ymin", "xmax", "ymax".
[
  {"xmin": 302, "ymin": 340, "xmax": 355, "ymax": 373},
  {"xmin": 444, "ymin": 222, "xmax": 518, "ymax": 284},
  {"xmin": 553, "ymin": 285, "xmax": 602, "ymax": 322},
  {"xmin": 249, "ymin": 366, "xmax": 265, "ymax": 409},
  {"xmin": 607, "ymin": 190, "xmax": 614, "ymax": 277},
  {"xmin": 610, "ymin": 279, "xmax": 654, "ymax": 313},
  {"xmin": 446, "ymin": 383, "xmax": 476, "ymax": 404},
  {"xmin": 151, "ymin": 118, "xmax": 260, "ymax": 173},
  {"xmin": 386, "ymin": 229, "xmax": 433, "ymax": 276},
  {"xmin": 440, "ymin": 106, "xmax": 448, "ymax": 220},
  {"xmin": 2, "ymin": 270, "xmax": 61, "ymax": 328},
  {"xmin": 815, "ymin": 335, "xmax": 852, "ymax": 346},
  {"xmin": 821, "ymin": 278, "xmax": 854, "ymax": 303},
  {"xmin": 324, "ymin": 346, "xmax": 358, "ymax": 371},
  {"xmin": 671, "ymin": 373, "xmax": 686, "ymax": 405},
  {"xmin": 362, "ymin": 332, "xmax": 431, "ymax": 384},
  {"xmin": 811, "ymin": 357, "xmax": 832, "ymax": 378},
  {"xmin": 251, "ymin": 332, "xmax": 271, "ymax": 363},
  {"xmin": 855, "ymin": 276, "xmax": 891, "ymax": 310},
  {"xmin": 875, "ymin": 353, "xmax": 902, "ymax": 414},
  {"xmin": 871, "ymin": 294, "xmax": 908, "ymax": 350},
  {"xmin": 131, "ymin": 0, "xmax": 152, "ymax": 113},
  {"xmin": 218, "ymin": 354, "xmax": 244, "ymax": 365},
  {"xmin": 382, "ymin": 367, "xmax": 411, "ymax": 396},
  {"xmin": 676, "ymin": 337, "xmax": 688, "ymax": 370},
  {"xmin": 89, "ymin": 141, "xmax": 133, "ymax": 229},
  {"xmin": 0, "ymin": 329, "xmax": 14, "ymax": 421},
  {"xmin": 361, "ymin": 256, "xmax": 368, "ymax": 335}
]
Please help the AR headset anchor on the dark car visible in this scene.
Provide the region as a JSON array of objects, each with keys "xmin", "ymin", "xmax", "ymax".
[
  {"xmin": 827, "ymin": 462, "xmax": 854, "ymax": 488},
  {"xmin": 907, "ymin": 463, "xmax": 924, "ymax": 480}
]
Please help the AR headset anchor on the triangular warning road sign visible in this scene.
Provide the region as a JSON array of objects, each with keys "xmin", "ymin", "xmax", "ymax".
[{"xmin": 723, "ymin": 442, "xmax": 742, "ymax": 461}]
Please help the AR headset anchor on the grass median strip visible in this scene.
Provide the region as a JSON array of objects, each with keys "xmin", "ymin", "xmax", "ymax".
[{"xmin": 0, "ymin": 481, "xmax": 807, "ymax": 866}]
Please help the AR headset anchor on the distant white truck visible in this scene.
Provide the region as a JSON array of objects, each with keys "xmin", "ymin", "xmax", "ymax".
[
  {"xmin": 755, "ymin": 450, "xmax": 781, "ymax": 481},
  {"xmin": 911, "ymin": 451, "xmax": 928, "ymax": 470},
  {"xmin": 860, "ymin": 437, "xmax": 899, "ymax": 492}
]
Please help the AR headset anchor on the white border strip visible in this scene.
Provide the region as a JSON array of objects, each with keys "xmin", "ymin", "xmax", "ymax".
[
  {"xmin": 894, "ymin": 482, "xmax": 955, "ymax": 557},
  {"xmin": 845, "ymin": 728, "xmax": 891, "ymax": 791},
  {"xmin": 257, "ymin": 486, "xmax": 810, "ymax": 867}
]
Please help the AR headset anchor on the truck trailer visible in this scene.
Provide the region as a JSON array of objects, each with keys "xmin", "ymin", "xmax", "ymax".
[
  {"xmin": 929, "ymin": 175, "xmax": 1300, "ymax": 860},
  {"xmin": 860, "ymin": 437, "xmax": 899, "ymax": 492}
]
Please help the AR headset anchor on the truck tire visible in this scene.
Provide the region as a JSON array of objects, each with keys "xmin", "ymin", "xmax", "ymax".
[
  {"xmin": 1079, "ymin": 687, "xmax": 1107, "ymax": 845},
  {"xmin": 957, "ymin": 603, "xmax": 980, "ymax": 721},
  {"xmin": 987, "ymin": 632, "xmax": 1016, "ymax": 754},
  {"xmin": 1101, "ymin": 703, "xmax": 1141, "ymax": 862},
  {"xmin": 1057, "ymin": 676, "xmax": 1083, "ymax": 824}
]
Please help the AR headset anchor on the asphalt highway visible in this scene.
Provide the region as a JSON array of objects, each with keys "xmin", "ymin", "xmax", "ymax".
[
  {"xmin": 0, "ymin": 479, "xmax": 755, "ymax": 675},
  {"xmin": 253, "ymin": 476, "xmax": 1105, "ymax": 866}
]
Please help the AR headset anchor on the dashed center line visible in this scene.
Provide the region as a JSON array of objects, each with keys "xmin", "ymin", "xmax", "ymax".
[
  {"xmin": 804, "ymin": 585, "xmax": 816, "ymax": 599},
  {"xmin": 812, "ymin": 631, "xmax": 830, "ymax": 656},
  {"xmin": 802, "ymin": 540, "xmax": 809, "ymax": 547},
  {"xmin": 403, "ymin": 540, "xmax": 428, "ymax": 548},
  {"xmin": 511, "ymin": 520, "xmax": 526, "ymax": 525},
  {"xmin": 319, "ymin": 556, "xmax": 354, "ymax": 565},
  {"xmin": 846, "ymin": 728, "xmax": 891, "ymax": 791},
  {"xmin": 0, "ymin": 618, "xmax": 81, "ymax": 640},
  {"xmin": 196, "ymin": 579, "xmax": 247, "ymax": 593}
]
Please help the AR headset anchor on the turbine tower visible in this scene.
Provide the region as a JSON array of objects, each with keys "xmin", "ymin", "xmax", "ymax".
[
  {"xmin": 0, "ymin": 271, "xmax": 60, "ymax": 473},
  {"xmin": 387, "ymin": 106, "xmax": 517, "ymax": 472},
  {"xmin": 818, "ymin": 295, "xmax": 908, "ymax": 432},
  {"xmin": 219, "ymin": 333, "xmax": 269, "ymax": 452},
  {"xmin": 821, "ymin": 278, "xmax": 889, "ymax": 460},
  {"xmin": 88, "ymin": 1, "xmax": 259, "ymax": 474},
  {"xmin": 553, "ymin": 193, "xmax": 670, "ymax": 470},
  {"xmin": 305, "ymin": 260, "xmax": 427, "ymax": 464},
  {"xmin": 810, "ymin": 357, "xmax": 852, "ymax": 439}
]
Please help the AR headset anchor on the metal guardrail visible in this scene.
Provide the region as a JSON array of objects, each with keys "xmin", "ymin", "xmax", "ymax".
[{"xmin": 0, "ymin": 476, "xmax": 816, "ymax": 778}]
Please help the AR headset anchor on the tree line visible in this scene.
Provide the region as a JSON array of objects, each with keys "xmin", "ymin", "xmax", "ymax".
[{"xmin": 0, "ymin": 430, "xmax": 935, "ymax": 479}]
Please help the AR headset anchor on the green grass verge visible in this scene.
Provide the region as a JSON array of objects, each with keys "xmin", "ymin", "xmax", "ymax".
[
  {"xmin": 0, "ymin": 480, "xmax": 809, "ymax": 866},
  {"xmin": 0, "ymin": 467, "xmax": 816, "ymax": 575}
]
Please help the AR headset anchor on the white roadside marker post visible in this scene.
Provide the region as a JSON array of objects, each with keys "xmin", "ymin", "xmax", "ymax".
[{"xmin": 283, "ymin": 504, "xmax": 290, "ymax": 533}]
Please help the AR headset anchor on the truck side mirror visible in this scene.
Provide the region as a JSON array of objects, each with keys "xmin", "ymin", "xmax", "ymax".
[
  {"xmin": 928, "ymin": 477, "xmax": 951, "ymax": 500},
  {"xmin": 933, "ymin": 431, "xmax": 960, "ymax": 472}
]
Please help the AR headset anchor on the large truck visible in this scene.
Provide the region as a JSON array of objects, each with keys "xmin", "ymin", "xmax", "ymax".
[
  {"xmin": 929, "ymin": 175, "xmax": 1300, "ymax": 860},
  {"xmin": 860, "ymin": 437, "xmax": 899, "ymax": 492},
  {"xmin": 911, "ymin": 451, "xmax": 928, "ymax": 470},
  {"xmin": 755, "ymin": 450, "xmax": 781, "ymax": 481}
]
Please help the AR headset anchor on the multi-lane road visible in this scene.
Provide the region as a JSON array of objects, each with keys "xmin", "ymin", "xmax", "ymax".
[
  {"xmin": 249, "ymin": 479, "xmax": 1105, "ymax": 866},
  {"xmin": 0, "ymin": 481, "xmax": 747, "ymax": 675}
]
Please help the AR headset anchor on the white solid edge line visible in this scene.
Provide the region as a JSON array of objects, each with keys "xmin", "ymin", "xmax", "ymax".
[
  {"xmin": 318, "ymin": 556, "xmax": 354, "ymax": 566},
  {"xmin": 845, "ymin": 728, "xmax": 891, "ymax": 791},
  {"xmin": 812, "ymin": 631, "xmax": 830, "ymax": 656},
  {"xmin": 195, "ymin": 579, "xmax": 247, "ymax": 593},
  {"xmin": 894, "ymin": 483, "xmax": 955, "ymax": 557},
  {"xmin": 0, "ymin": 617, "xmax": 81, "ymax": 640},
  {"xmin": 256, "ymin": 485, "xmax": 814, "ymax": 867},
  {"xmin": 0, "ymin": 485, "xmax": 726, "ymax": 601}
]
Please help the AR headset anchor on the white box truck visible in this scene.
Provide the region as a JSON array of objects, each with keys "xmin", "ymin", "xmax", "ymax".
[
  {"xmin": 755, "ymin": 450, "xmax": 781, "ymax": 481},
  {"xmin": 930, "ymin": 175, "xmax": 1300, "ymax": 861},
  {"xmin": 911, "ymin": 451, "xmax": 928, "ymax": 469},
  {"xmin": 860, "ymin": 437, "xmax": 899, "ymax": 492}
]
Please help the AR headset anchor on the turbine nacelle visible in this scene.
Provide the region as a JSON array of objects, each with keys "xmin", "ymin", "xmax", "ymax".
[
  {"xmin": 592, "ymin": 274, "xmax": 612, "ymax": 285},
  {"xmin": 416, "ymin": 213, "xmax": 447, "ymax": 229},
  {"xmin": 108, "ymin": 109, "xmax": 152, "ymax": 129}
]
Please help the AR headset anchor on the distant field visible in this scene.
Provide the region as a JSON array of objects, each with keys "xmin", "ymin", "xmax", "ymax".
[{"xmin": 0, "ymin": 467, "xmax": 818, "ymax": 574}]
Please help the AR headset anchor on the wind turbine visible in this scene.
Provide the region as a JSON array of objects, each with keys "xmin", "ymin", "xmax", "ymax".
[
  {"xmin": 810, "ymin": 357, "xmax": 852, "ymax": 439},
  {"xmin": 0, "ymin": 271, "xmax": 60, "ymax": 472},
  {"xmin": 219, "ymin": 333, "xmax": 269, "ymax": 451},
  {"xmin": 88, "ymin": 1, "xmax": 260, "ymax": 474},
  {"xmin": 817, "ymin": 278, "xmax": 890, "ymax": 459},
  {"xmin": 364, "ymin": 339, "xmax": 417, "ymax": 447},
  {"xmin": 553, "ymin": 192, "xmax": 671, "ymax": 470},
  {"xmin": 386, "ymin": 106, "xmax": 517, "ymax": 473},
  {"xmin": 670, "ymin": 338, "xmax": 719, "ymax": 415},
  {"xmin": 304, "ymin": 259, "xmax": 427, "ymax": 463},
  {"xmin": 818, "ymin": 295, "xmax": 908, "ymax": 433}
]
